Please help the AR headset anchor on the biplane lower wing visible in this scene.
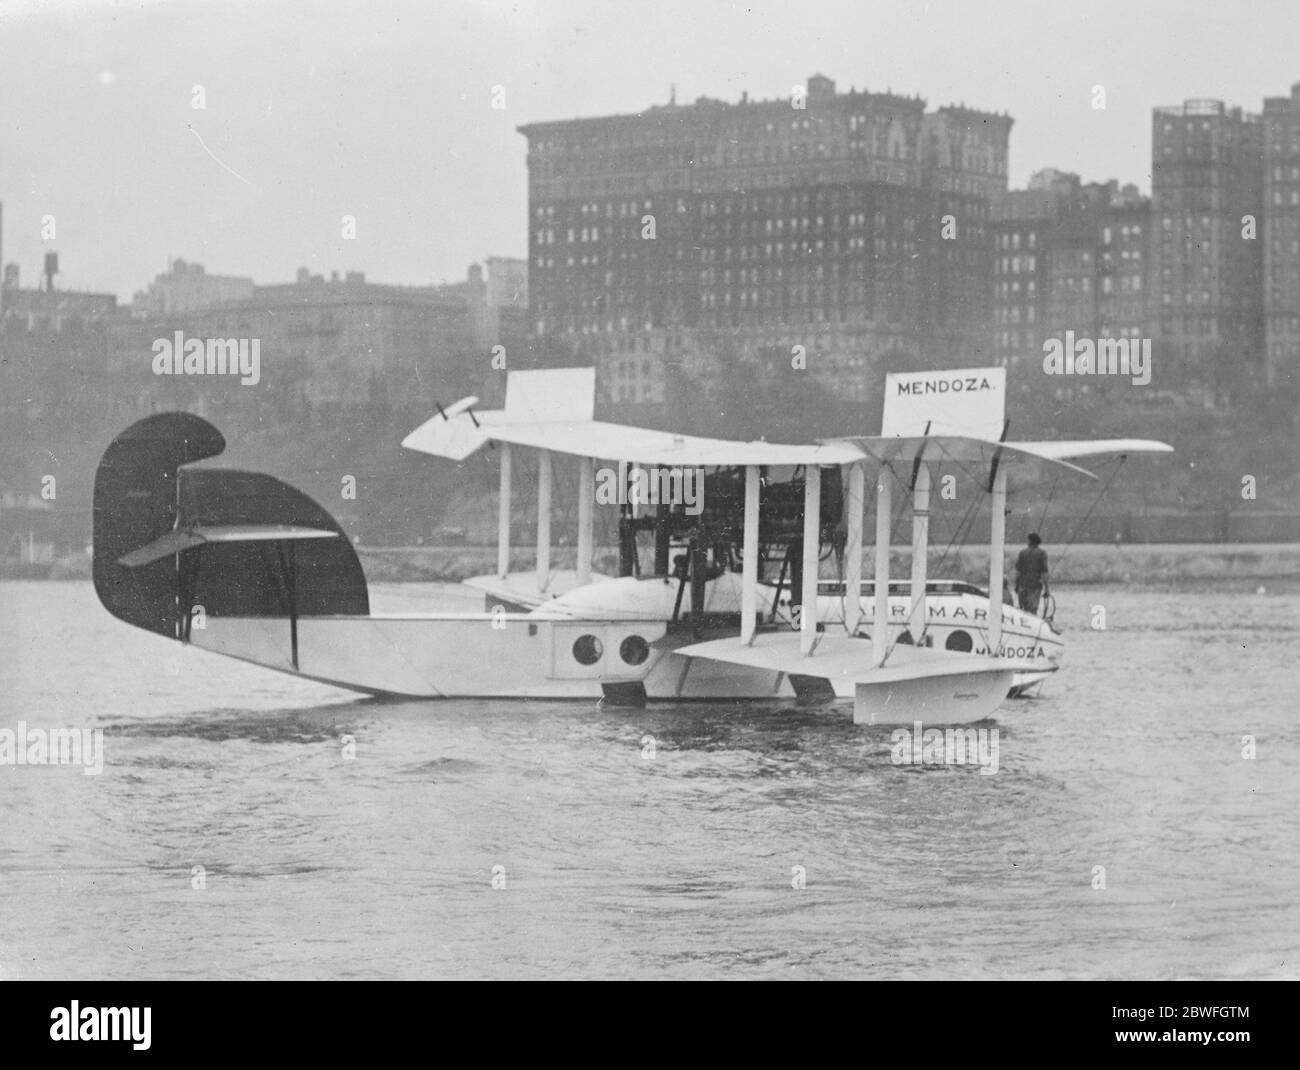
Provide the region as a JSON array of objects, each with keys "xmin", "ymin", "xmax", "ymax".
[{"xmin": 676, "ymin": 633, "xmax": 1043, "ymax": 724}]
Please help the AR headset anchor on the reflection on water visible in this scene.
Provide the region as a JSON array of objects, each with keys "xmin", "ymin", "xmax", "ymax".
[{"xmin": 1, "ymin": 579, "xmax": 1297, "ymax": 979}]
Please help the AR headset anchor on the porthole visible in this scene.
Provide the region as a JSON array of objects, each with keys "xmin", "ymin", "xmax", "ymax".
[
  {"xmin": 620, "ymin": 635, "xmax": 650, "ymax": 666},
  {"xmin": 572, "ymin": 634, "xmax": 603, "ymax": 665},
  {"xmin": 945, "ymin": 629, "xmax": 974, "ymax": 653}
]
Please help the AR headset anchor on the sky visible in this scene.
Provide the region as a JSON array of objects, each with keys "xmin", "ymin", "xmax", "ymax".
[{"xmin": 1, "ymin": 0, "xmax": 1298, "ymax": 301}]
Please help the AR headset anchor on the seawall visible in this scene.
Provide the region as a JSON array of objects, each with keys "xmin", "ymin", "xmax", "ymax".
[{"xmin": 355, "ymin": 542, "xmax": 1300, "ymax": 585}]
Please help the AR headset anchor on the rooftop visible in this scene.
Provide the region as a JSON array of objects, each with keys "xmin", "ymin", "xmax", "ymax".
[{"xmin": 518, "ymin": 75, "xmax": 1009, "ymax": 136}]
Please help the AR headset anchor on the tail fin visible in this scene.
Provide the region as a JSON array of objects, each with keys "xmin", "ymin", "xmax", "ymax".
[{"xmin": 93, "ymin": 413, "xmax": 368, "ymax": 639}]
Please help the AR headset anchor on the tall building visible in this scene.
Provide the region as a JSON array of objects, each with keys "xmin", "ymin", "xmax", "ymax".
[
  {"xmin": 120, "ymin": 268, "xmax": 467, "ymax": 412},
  {"xmin": 105, "ymin": 264, "xmax": 534, "ymax": 419},
  {"xmin": 1045, "ymin": 180, "xmax": 1150, "ymax": 348},
  {"xmin": 462, "ymin": 257, "xmax": 530, "ymax": 353},
  {"xmin": 1033, "ymin": 173, "xmax": 1099, "ymax": 345},
  {"xmin": 1263, "ymin": 81, "xmax": 1300, "ymax": 385},
  {"xmin": 1151, "ymin": 100, "xmax": 1264, "ymax": 388},
  {"xmin": 991, "ymin": 186, "xmax": 1057, "ymax": 371},
  {"xmin": 482, "ymin": 256, "xmax": 528, "ymax": 311},
  {"xmin": 992, "ymin": 172, "xmax": 1149, "ymax": 382},
  {"xmin": 0, "ymin": 253, "xmax": 117, "ymax": 375},
  {"xmin": 1097, "ymin": 184, "xmax": 1150, "ymax": 346},
  {"xmin": 518, "ymin": 75, "xmax": 1012, "ymax": 410},
  {"xmin": 132, "ymin": 259, "xmax": 255, "ymax": 314},
  {"xmin": 0, "ymin": 253, "xmax": 118, "ymax": 450}
]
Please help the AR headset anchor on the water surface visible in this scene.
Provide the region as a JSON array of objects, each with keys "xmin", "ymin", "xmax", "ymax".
[{"xmin": 1, "ymin": 579, "xmax": 1296, "ymax": 979}]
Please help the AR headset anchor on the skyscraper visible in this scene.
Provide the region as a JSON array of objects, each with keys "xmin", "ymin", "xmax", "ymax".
[
  {"xmin": 518, "ymin": 76, "xmax": 1012, "ymax": 411},
  {"xmin": 1263, "ymin": 82, "xmax": 1300, "ymax": 386},
  {"xmin": 1150, "ymin": 100, "xmax": 1264, "ymax": 392},
  {"xmin": 992, "ymin": 172, "xmax": 1149, "ymax": 391}
]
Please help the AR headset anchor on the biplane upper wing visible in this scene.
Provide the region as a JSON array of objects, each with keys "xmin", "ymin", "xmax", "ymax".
[
  {"xmin": 846, "ymin": 368, "xmax": 1174, "ymax": 478},
  {"xmin": 830, "ymin": 434, "xmax": 1174, "ymax": 479},
  {"xmin": 405, "ymin": 416, "xmax": 860, "ymax": 466},
  {"xmin": 1006, "ymin": 439, "xmax": 1175, "ymax": 461},
  {"xmin": 402, "ymin": 365, "xmax": 863, "ymax": 465},
  {"xmin": 829, "ymin": 434, "xmax": 1096, "ymax": 477}
]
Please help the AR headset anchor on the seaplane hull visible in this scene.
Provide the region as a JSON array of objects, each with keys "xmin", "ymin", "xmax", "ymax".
[
  {"xmin": 190, "ymin": 613, "xmax": 794, "ymax": 700},
  {"xmin": 479, "ymin": 572, "xmax": 1063, "ymax": 697},
  {"xmin": 190, "ymin": 611, "xmax": 1029, "ymax": 712}
]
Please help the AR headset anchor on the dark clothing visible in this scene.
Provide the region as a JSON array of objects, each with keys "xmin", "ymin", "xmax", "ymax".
[
  {"xmin": 1015, "ymin": 545, "xmax": 1049, "ymax": 615},
  {"xmin": 1016, "ymin": 546, "xmax": 1048, "ymax": 587}
]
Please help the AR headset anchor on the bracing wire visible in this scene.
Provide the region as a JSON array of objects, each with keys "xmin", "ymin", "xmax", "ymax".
[
  {"xmin": 1036, "ymin": 472, "xmax": 1062, "ymax": 535},
  {"xmin": 1053, "ymin": 457, "xmax": 1128, "ymax": 572}
]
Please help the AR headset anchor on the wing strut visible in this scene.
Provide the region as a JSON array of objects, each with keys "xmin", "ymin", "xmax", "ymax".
[
  {"xmin": 800, "ymin": 466, "xmax": 821, "ymax": 655},
  {"xmin": 275, "ymin": 541, "xmax": 300, "ymax": 670},
  {"xmin": 740, "ymin": 465, "xmax": 760, "ymax": 645},
  {"xmin": 989, "ymin": 466, "xmax": 1008, "ymax": 655},
  {"xmin": 496, "ymin": 443, "xmax": 511, "ymax": 580},
  {"xmin": 908, "ymin": 447, "xmax": 931, "ymax": 646},
  {"xmin": 986, "ymin": 417, "xmax": 1011, "ymax": 493},
  {"xmin": 576, "ymin": 455, "xmax": 594, "ymax": 586},
  {"xmin": 872, "ymin": 466, "xmax": 892, "ymax": 667},
  {"xmin": 536, "ymin": 448, "xmax": 552, "ymax": 594},
  {"xmin": 843, "ymin": 462, "xmax": 865, "ymax": 635}
]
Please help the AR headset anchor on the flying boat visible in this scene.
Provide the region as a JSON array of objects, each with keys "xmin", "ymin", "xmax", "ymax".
[{"xmin": 92, "ymin": 366, "xmax": 1171, "ymax": 724}]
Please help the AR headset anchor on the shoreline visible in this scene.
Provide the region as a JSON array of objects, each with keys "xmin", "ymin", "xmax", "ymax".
[
  {"xmin": 356, "ymin": 542, "xmax": 1300, "ymax": 585},
  {"xmin": 13, "ymin": 541, "xmax": 1299, "ymax": 585}
]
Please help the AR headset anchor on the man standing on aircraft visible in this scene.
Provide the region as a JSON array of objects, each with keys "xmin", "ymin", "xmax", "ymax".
[{"xmin": 1015, "ymin": 533, "xmax": 1049, "ymax": 615}]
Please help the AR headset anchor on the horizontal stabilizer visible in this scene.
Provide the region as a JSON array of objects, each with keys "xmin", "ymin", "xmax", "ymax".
[{"xmin": 119, "ymin": 525, "xmax": 339, "ymax": 567}]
